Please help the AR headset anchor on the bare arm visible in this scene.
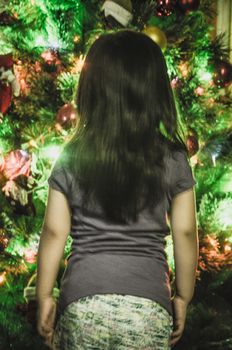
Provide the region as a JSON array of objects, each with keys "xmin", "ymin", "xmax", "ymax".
[
  {"xmin": 170, "ymin": 187, "xmax": 199, "ymax": 346},
  {"xmin": 36, "ymin": 187, "xmax": 71, "ymax": 302},
  {"xmin": 170, "ymin": 188, "xmax": 198, "ymax": 302}
]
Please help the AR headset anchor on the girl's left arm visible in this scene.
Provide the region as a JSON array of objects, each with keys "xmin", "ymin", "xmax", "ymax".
[{"xmin": 36, "ymin": 186, "xmax": 71, "ymax": 302}]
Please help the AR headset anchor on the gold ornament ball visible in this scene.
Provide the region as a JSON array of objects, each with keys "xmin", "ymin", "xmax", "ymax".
[{"xmin": 143, "ymin": 26, "xmax": 167, "ymax": 51}]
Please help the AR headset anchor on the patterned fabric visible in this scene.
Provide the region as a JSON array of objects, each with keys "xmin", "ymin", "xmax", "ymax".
[{"xmin": 52, "ymin": 294, "xmax": 173, "ymax": 350}]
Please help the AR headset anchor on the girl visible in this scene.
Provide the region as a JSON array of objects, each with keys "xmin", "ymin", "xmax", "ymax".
[{"xmin": 36, "ymin": 30, "xmax": 198, "ymax": 350}]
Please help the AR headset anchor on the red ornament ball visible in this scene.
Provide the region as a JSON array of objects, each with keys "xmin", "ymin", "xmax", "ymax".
[
  {"xmin": 213, "ymin": 60, "xmax": 232, "ymax": 89},
  {"xmin": 187, "ymin": 131, "xmax": 199, "ymax": 157},
  {"xmin": 0, "ymin": 12, "xmax": 18, "ymax": 25},
  {"xmin": 155, "ymin": 0, "xmax": 176, "ymax": 16},
  {"xmin": 56, "ymin": 103, "xmax": 77, "ymax": 127},
  {"xmin": 177, "ymin": 0, "xmax": 200, "ymax": 12}
]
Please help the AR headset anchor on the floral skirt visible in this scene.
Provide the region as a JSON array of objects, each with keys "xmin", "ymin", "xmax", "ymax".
[{"xmin": 52, "ymin": 294, "xmax": 173, "ymax": 350}]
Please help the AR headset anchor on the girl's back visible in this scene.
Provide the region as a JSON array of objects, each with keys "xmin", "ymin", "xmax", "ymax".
[{"xmin": 36, "ymin": 30, "xmax": 198, "ymax": 350}]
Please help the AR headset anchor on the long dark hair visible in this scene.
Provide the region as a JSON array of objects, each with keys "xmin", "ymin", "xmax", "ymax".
[{"xmin": 63, "ymin": 30, "xmax": 187, "ymax": 223}]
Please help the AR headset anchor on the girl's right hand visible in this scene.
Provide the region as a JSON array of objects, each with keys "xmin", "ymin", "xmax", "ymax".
[{"xmin": 169, "ymin": 295, "xmax": 188, "ymax": 347}]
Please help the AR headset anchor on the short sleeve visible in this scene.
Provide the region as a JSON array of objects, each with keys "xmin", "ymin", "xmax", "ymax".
[
  {"xmin": 170, "ymin": 150, "xmax": 196, "ymax": 198},
  {"xmin": 47, "ymin": 157, "xmax": 70, "ymax": 198}
]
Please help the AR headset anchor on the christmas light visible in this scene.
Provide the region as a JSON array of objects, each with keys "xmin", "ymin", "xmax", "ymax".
[
  {"xmin": 195, "ymin": 86, "xmax": 204, "ymax": 95},
  {"xmin": 214, "ymin": 198, "xmax": 232, "ymax": 230},
  {"xmin": 28, "ymin": 139, "xmax": 38, "ymax": 148},
  {"xmin": 73, "ymin": 35, "xmax": 81, "ymax": 43},
  {"xmin": 0, "ymin": 271, "xmax": 6, "ymax": 286},
  {"xmin": 190, "ymin": 154, "xmax": 199, "ymax": 166},
  {"xmin": 71, "ymin": 55, "xmax": 85, "ymax": 74},
  {"xmin": 207, "ymin": 235, "xmax": 219, "ymax": 249},
  {"xmin": 41, "ymin": 144, "xmax": 61, "ymax": 161},
  {"xmin": 35, "ymin": 35, "xmax": 62, "ymax": 50},
  {"xmin": 197, "ymin": 69, "xmax": 212, "ymax": 83},
  {"xmin": 224, "ymin": 244, "xmax": 231, "ymax": 252},
  {"xmin": 35, "ymin": 35, "xmax": 47, "ymax": 47},
  {"xmin": 19, "ymin": 79, "xmax": 27, "ymax": 92},
  {"xmin": 218, "ymin": 170, "xmax": 232, "ymax": 193},
  {"xmin": 55, "ymin": 123, "xmax": 63, "ymax": 132},
  {"xmin": 179, "ymin": 62, "xmax": 189, "ymax": 77},
  {"xmin": 206, "ymin": 97, "xmax": 215, "ymax": 107}
]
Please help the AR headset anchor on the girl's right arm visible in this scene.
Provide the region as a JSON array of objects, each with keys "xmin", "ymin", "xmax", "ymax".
[{"xmin": 169, "ymin": 188, "xmax": 199, "ymax": 347}]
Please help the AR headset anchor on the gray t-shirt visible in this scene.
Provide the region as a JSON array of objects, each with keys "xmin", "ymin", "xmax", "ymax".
[{"xmin": 47, "ymin": 149, "xmax": 196, "ymax": 318}]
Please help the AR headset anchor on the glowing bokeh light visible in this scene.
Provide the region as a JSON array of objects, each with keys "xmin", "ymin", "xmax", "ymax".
[
  {"xmin": 0, "ymin": 272, "xmax": 6, "ymax": 285},
  {"xmin": 41, "ymin": 144, "xmax": 62, "ymax": 161},
  {"xmin": 214, "ymin": 198, "xmax": 232, "ymax": 230},
  {"xmin": 198, "ymin": 69, "xmax": 212, "ymax": 83},
  {"xmin": 219, "ymin": 171, "xmax": 232, "ymax": 193}
]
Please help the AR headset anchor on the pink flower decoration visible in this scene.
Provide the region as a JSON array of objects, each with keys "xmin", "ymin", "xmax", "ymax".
[{"xmin": 3, "ymin": 150, "xmax": 31, "ymax": 180}]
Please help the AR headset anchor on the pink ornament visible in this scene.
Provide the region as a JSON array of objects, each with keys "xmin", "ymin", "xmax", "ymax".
[
  {"xmin": 195, "ymin": 86, "xmax": 204, "ymax": 95},
  {"xmin": 171, "ymin": 77, "xmax": 182, "ymax": 89},
  {"xmin": 24, "ymin": 248, "xmax": 37, "ymax": 264}
]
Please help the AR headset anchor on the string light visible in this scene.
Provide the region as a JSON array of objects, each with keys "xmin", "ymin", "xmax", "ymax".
[
  {"xmin": 28, "ymin": 139, "xmax": 38, "ymax": 148},
  {"xmin": 197, "ymin": 69, "xmax": 212, "ymax": 83},
  {"xmin": 215, "ymin": 198, "xmax": 232, "ymax": 229},
  {"xmin": 41, "ymin": 144, "xmax": 61, "ymax": 161},
  {"xmin": 224, "ymin": 244, "xmax": 231, "ymax": 253},
  {"xmin": 71, "ymin": 54, "xmax": 85, "ymax": 74},
  {"xmin": 0, "ymin": 271, "xmax": 6, "ymax": 286},
  {"xmin": 73, "ymin": 35, "xmax": 81, "ymax": 43},
  {"xmin": 179, "ymin": 61, "xmax": 189, "ymax": 78}
]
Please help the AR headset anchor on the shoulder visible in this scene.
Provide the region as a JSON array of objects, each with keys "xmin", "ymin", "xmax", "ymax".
[
  {"xmin": 163, "ymin": 139, "xmax": 189, "ymax": 165},
  {"xmin": 48, "ymin": 149, "xmax": 74, "ymax": 196}
]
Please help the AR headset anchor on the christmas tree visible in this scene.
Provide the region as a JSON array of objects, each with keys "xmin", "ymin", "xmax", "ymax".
[{"xmin": 0, "ymin": 1, "xmax": 231, "ymax": 349}]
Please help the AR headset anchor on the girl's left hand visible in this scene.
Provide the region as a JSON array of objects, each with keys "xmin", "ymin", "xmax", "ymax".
[{"xmin": 37, "ymin": 296, "xmax": 57, "ymax": 349}]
